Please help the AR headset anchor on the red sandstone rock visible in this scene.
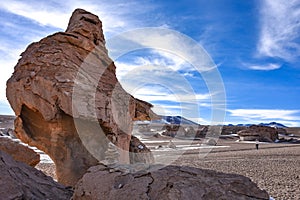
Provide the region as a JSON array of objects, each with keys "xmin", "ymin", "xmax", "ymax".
[
  {"xmin": 6, "ymin": 8, "xmax": 155, "ymax": 186},
  {"xmin": 0, "ymin": 136, "xmax": 40, "ymax": 166}
]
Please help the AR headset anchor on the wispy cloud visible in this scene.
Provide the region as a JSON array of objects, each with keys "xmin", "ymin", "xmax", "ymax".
[
  {"xmin": 247, "ymin": 63, "xmax": 281, "ymax": 71},
  {"xmin": 115, "ymin": 50, "xmax": 194, "ymax": 78},
  {"xmin": 228, "ymin": 109, "xmax": 300, "ymax": 124},
  {"xmin": 107, "ymin": 27, "xmax": 217, "ymax": 72},
  {"xmin": 257, "ymin": 0, "xmax": 300, "ymax": 61},
  {"xmin": 0, "ymin": 0, "xmax": 156, "ymax": 35},
  {"xmin": 0, "ymin": 1, "xmax": 69, "ymax": 29}
]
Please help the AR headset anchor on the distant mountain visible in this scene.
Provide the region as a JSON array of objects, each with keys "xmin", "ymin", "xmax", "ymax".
[
  {"xmin": 234, "ymin": 122, "xmax": 287, "ymax": 128},
  {"xmin": 151, "ymin": 116, "xmax": 199, "ymax": 125},
  {"xmin": 258, "ymin": 122, "xmax": 287, "ymax": 128},
  {"xmin": 236, "ymin": 124, "xmax": 254, "ymax": 127}
]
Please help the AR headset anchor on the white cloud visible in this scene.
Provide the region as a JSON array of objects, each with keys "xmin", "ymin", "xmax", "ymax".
[
  {"xmin": 0, "ymin": 0, "xmax": 155, "ymax": 35},
  {"xmin": 107, "ymin": 28, "xmax": 216, "ymax": 72},
  {"xmin": 115, "ymin": 51, "xmax": 192, "ymax": 78},
  {"xmin": 0, "ymin": 1, "xmax": 69, "ymax": 30},
  {"xmin": 228, "ymin": 109, "xmax": 300, "ymax": 121},
  {"xmin": 248, "ymin": 63, "xmax": 281, "ymax": 71},
  {"xmin": 257, "ymin": 0, "xmax": 300, "ymax": 61}
]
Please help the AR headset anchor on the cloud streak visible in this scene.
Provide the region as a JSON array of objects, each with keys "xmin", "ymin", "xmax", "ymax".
[
  {"xmin": 247, "ymin": 63, "xmax": 281, "ymax": 71},
  {"xmin": 228, "ymin": 109, "xmax": 300, "ymax": 122},
  {"xmin": 257, "ymin": 0, "xmax": 300, "ymax": 61},
  {"xmin": 0, "ymin": 0, "xmax": 156, "ymax": 35}
]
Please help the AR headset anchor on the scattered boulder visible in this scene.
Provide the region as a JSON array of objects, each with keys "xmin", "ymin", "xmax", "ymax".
[
  {"xmin": 203, "ymin": 138, "xmax": 217, "ymax": 146},
  {"xmin": 195, "ymin": 125, "xmax": 208, "ymax": 138},
  {"xmin": 73, "ymin": 164, "xmax": 269, "ymax": 200},
  {"xmin": 238, "ymin": 125, "xmax": 278, "ymax": 142},
  {"xmin": 0, "ymin": 136, "xmax": 40, "ymax": 166},
  {"xmin": 184, "ymin": 126, "xmax": 196, "ymax": 137},
  {"xmin": 129, "ymin": 136, "xmax": 154, "ymax": 164},
  {"xmin": 162, "ymin": 125, "xmax": 186, "ymax": 137},
  {"xmin": 0, "ymin": 128, "xmax": 16, "ymax": 138},
  {"xmin": 277, "ymin": 127, "xmax": 287, "ymax": 135},
  {"xmin": 6, "ymin": 8, "xmax": 154, "ymax": 186},
  {"xmin": 0, "ymin": 150, "xmax": 72, "ymax": 200},
  {"xmin": 167, "ymin": 140, "xmax": 177, "ymax": 148}
]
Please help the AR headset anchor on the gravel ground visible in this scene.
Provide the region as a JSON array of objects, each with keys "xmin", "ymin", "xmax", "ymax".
[
  {"xmin": 34, "ymin": 138, "xmax": 300, "ymax": 200},
  {"xmin": 174, "ymin": 140, "xmax": 300, "ymax": 200},
  {"xmin": 35, "ymin": 162, "xmax": 57, "ymax": 181}
]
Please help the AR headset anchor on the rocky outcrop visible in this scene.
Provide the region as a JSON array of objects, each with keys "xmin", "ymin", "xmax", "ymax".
[
  {"xmin": 195, "ymin": 125, "xmax": 209, "ymax": 138},
  {"xmin": 0, "ymin": 150, "xmax": 72, "ymax": 199},
  {"xmin": 129, "ymin": 136, "xmax": 154, "ymax": 164},
  {"xmin": 221, "ymin": 125, "xmax": 247, "ymax": 135},
  {"xmin": 162, "ymin": 125, "xmax": 187, "ymax": 137},
  {"xmin": 0, "ymin": 136, "xmax": 40, "ymax": 166},
  {"xmin": 6, "ymin": 8, "xmax": 154, "ymax": 186},
  {"xmin": 238, "ymin": 125, "xmax": 278, "ymax": 142},
  {"xmin": 73, "ymin": 164, "xmax": 269, "ymax": 200}
]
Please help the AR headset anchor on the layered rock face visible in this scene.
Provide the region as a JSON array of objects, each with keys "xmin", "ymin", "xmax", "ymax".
[
  {"xmin": 0, "ymin": 136, "xmax": 40, "ymax": 166},
  {"xmin": 6, "ymin": 9, "xmax": 154, "ymax": 186},
  {"xmin": 73, "ymin": 164, "xmax": 269, "ymax": 200},
  {"xmin": 238, "ymin": 125, "xmax": 278, "ymax": 142},
  {"xmin": 0, "ymin": 150, "xmax": 72, "ymax": 199}
]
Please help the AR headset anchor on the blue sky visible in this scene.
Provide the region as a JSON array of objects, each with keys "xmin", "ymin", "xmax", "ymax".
[{"xmin": 0, "ymin": 0, "xmax": 300, "ymax": 126}]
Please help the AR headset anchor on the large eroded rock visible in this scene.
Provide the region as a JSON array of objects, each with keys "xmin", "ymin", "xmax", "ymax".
[
  {"xmin": 6, "ymin": 8, "xmax": 155, "ymax": 186},
  {"xmin": 238, "ymin": 125, "xmax": 278, "ymax": 142},
  {"xmin": 0, "ymin": 150, "xmax": 72, "ymax": 199},
  {"xmin": 0, "ymin": 136, "xmax": 40, "ymax": 166},
  {"xmin": 73, "ymin": 164, "xmax": 269, "ymax": 200}
]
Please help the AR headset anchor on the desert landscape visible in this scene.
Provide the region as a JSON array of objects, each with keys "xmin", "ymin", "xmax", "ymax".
[
  {"xmin": 1, "ymin": 113, "xmax": 300, "ymax": 199},
  {"xmin": 1, "ymin": 6, "xmax": 300, "ymax": 200}
]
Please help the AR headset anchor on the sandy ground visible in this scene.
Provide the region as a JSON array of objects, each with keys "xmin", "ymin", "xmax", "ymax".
[
  {"xmin": 35, "ymin": 137, "xmax": 300, "ymax": 200},
  {"xmin": 35, "ymin": 162, "xmax": 57, "ymax": 180},
  {"xmin": 173, "ymin": 139, "xmax": 300, "ymax": 200}
]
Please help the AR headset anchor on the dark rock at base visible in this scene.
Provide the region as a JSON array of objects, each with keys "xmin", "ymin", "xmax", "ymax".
[
  {"xmin": 73, "ymin": 164, "xmax": 269, "ymax": 200},
  {"xmin": 0, "ymin": 150, "xmax": 72, "ymax": 200}
]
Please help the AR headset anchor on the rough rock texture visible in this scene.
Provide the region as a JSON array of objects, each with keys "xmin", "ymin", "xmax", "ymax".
[
  {"xmin": 6, "ymin": 8, "xmax": 155, "ymax": 186},
  {"xmin": 221, "ymin": 125, "xmax": 247, "ymax": 135},
  {"xmin": 129, "ymin": 136, "xmax": 154, "ymax": 164},
  {"xmin": 195, "ymin": 125, "xmax": 209, "ymax": 138},
  {"xmin": 0, "ymin": 150, "xmax": 73, "ymax": 199},
  {"xmin": 162, "ymin": 125, "xmax": 187, "ymax": 137},
  {"xmin": 238, "ymin": 125, "xmax": 278, "ymax": 142},
  {"xmin": 0, "ymin": 136, "xmax": 40, "ymax": 166},
  {"xmin": 73, "ymin": 164, "xmax": 269, "ymax": 200}
]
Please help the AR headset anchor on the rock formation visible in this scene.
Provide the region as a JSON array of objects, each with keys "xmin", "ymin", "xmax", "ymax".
[
  {"xmin": 6, "ymin": 8, "xmax": 155, "ymax": 186},
  {"xmin": 129, "ymin": 135, "xmax": 154, "ymax": 163},
  {"xmin": 0, "ymin": 150, "xmax": 72, "ymax": 199},
  {"xmin": 162, "ymin": 125, "xmax": 187, "ymax": 137},
  {"xmin": 73, "ymin": 164, "xmax": 269, "ymax": 200},
  {"xmin": 221, "ymin": 125, "xmax": 247, "ymax": 135},
  {"xmin": 0, "ymin": 136, "xmax": 40, "ymax": 166},
  {"xmin": 238, "ymin": 125, "xmax": 278, "ymax": 142}
]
